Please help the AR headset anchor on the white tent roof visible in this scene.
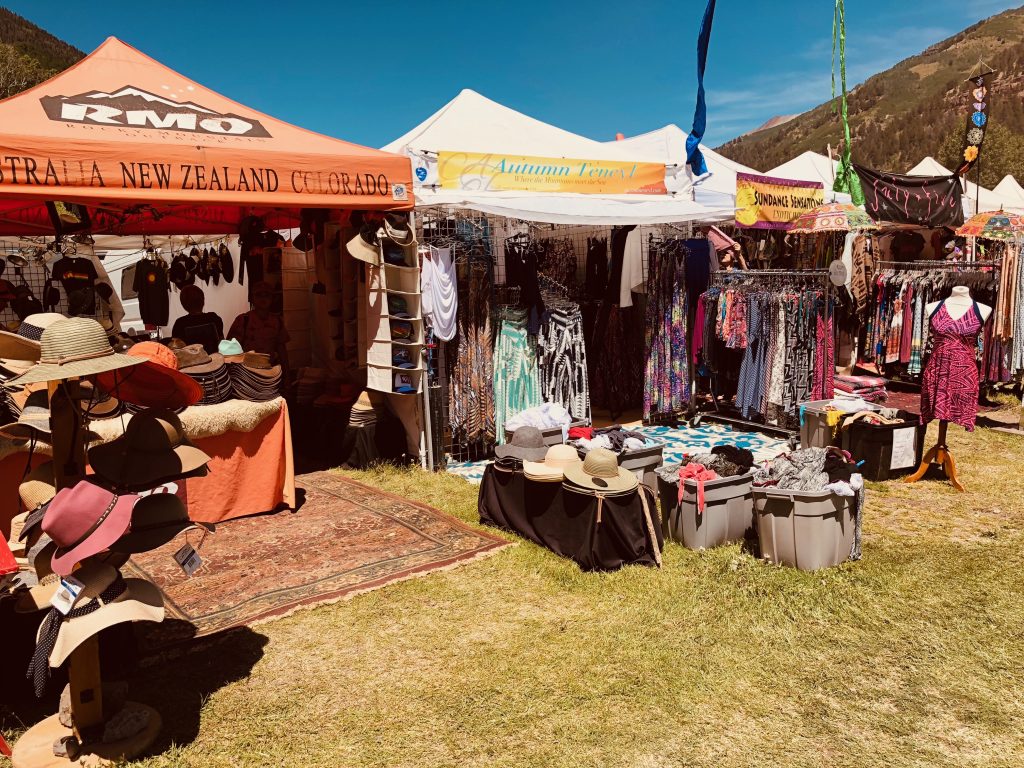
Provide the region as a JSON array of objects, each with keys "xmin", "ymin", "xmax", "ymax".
[
  {"xmin": 382, "ymin": 89, "xmax": 734, "ymax": 225},
  {"xmin": 994, "ymin": 175, "xmax": 1024, "ymax": 205},
  {"xmin": 766, "ymin": 152, "xmax": 851, "ymax": 203},
  {"xmin": 907, "ymin": 157, "xmax": 1024, "ymax": 215},
  {"xmin": 607, "ymin": 124, "xmax": 757, "ymax": 210}
]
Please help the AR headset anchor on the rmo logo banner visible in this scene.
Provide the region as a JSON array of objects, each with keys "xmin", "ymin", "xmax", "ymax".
[{"xmin": 40, "ymin": 86, "xmax": 271, "ymax": 137}]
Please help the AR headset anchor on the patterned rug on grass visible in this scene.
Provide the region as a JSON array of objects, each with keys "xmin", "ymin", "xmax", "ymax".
[
  {"xmin": 126, "ymin": 471, "xmax": 510, "ymax": 648},
  {"xmin": 445, "ymin": 422, "xmax": 788, "ymax": 484}
]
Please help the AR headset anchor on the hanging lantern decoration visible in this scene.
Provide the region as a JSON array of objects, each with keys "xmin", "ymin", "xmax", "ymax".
[{"xmin": 955, "ymin": 71, "xmax": 993, "ymax": 176}]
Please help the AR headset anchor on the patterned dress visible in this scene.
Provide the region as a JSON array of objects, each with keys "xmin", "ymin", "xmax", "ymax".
[{"xmin": 920, "ymin": 303, "xmax": 984, "ymax": 431}]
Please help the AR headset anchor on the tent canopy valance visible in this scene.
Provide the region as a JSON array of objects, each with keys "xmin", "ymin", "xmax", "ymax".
[
  {"xmin": 0, "ymin": 37, "xmax": 413, "ymax": 236},
  {"xmin": 382, "ymin": 89, "xmax": 734, "ymax": 225}
]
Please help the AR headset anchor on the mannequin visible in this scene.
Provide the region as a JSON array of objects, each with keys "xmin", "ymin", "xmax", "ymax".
[
  {"xmin": 925, "ymin": 285, "xmax": 991, "ymax": 323},
  {"xmin": 909, "ymin": 285, "xmax": 990, "ymax": 491}
]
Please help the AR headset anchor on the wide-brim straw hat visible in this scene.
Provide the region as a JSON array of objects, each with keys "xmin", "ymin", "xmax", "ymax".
[
  {"xmin": 88, "ymin": 409, "xmax": 211, "ymax": 490},
  {"xmin": 17, "ymin": 313, "xmax": 66, "ymax": 342},
  {"xmin": 563, "ymin": 447, "xmax": 638, "ymax": 493},
  {"xmin": 523, "ymin": 444, "xmax": 583, "ymax": 483},
  {"xmin": 36, "ymin": 562, "xmax": 164, "ymax": 666},
  {"xmin": 6, "ymin": 317, "xmax": 143, "ymax": 387},
  {"xmin": 0, "ymin": 390, "xmax": 101, "ymax": 444}
]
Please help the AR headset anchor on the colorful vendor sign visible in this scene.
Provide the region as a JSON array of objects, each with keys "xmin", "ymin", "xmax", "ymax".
[
  {"xmin": 734, "ymin": 172, "xmax": 824, "ymax": 230},
  {"xmin": 436, "ymin": 151, "xmax": 667, "ymax": 195}
]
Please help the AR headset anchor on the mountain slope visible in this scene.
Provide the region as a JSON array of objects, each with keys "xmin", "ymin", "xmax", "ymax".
[
  {"xmin": 0, "ymin": 8, "xmax": 84, "ymax": 100},
  {"xmin": 716, "ymin": 6, "xmax": 1024, "ymax": 186}
]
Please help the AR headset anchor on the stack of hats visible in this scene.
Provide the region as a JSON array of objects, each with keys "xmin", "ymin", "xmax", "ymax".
[
  {"xmin": 226, "ymin": 352, "xmax": 282, "ymax": 402},
  {"xmin": 175, "ymin": 344, "xmax": 232, "ymax": 405},
  {"xmin": 11, "ymin": 408, "xmax": 214, "ymax": 702}
]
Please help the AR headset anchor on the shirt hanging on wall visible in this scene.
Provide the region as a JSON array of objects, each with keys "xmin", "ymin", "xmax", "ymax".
[
  {"xmin": 133, "ymin": 258, "xmax": 169, "ymax": 326},
  {"xmin": 51, "ymin": 256, "xmax": 99, "ymax": 315}
]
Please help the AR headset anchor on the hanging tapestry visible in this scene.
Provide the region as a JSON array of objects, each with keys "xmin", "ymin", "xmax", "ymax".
[
  {"xmin": 955, "ymin": 72, "xmax": 993, "ymax": 176},
  {"xmin": 853, "ymin": 165, "xmax": 964, "ymax": 228}
]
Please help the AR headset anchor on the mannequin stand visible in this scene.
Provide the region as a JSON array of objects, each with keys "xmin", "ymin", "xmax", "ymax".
[{"xmin": 904, "ymin": 420, "xmax": 964, "ymax": 492}]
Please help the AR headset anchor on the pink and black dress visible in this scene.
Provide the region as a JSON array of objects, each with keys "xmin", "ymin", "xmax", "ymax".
[{"xmin": 920, "ymin": 302, "xmax": 984, "ymax": 431}]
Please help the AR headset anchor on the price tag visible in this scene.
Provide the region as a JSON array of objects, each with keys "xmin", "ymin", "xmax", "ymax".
[
  {"xmin": 561, "ymin": 424, "xmax": 569, "ymax": 444},
  {"xmin": 173, "ymin": 544, "xmax": 202, "ymax": 577},
  {"xmin": 829, "ymin": 259, "xmax": 848, "ymax": 286},
  {"xmin": 50, "ymin": 576, "xmax": 85, "ymax": 615}
]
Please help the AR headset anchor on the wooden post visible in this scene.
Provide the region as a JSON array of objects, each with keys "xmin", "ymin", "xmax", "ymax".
[{"xmin": 47, "ymin": 379, "xmax": 105, "ymax": 734}]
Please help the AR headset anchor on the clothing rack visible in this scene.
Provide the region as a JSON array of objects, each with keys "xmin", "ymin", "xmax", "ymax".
[{"xmin": 876, "ymin": 260, "xmax": 1001, "ymax": 271}]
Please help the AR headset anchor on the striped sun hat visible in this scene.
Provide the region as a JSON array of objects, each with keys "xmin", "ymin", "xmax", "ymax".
[{"xmin": 5, "ymin": 317, "xmax": 144, "ymax": 387}]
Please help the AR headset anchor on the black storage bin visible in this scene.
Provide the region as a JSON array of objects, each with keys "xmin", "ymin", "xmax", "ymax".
[{"xmin": 838, "ymin": 410, "xmax": 925, "ymax": 481}]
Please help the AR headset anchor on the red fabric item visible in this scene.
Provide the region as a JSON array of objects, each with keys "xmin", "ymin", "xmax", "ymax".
[
  {"xmin": 94, "ymin": 342, "xmax": 203, "ymax": 409},
  {"xmin": 678, "ymin": 463, "xmax": 718, "ymax": 513},
  {"xmin": 0, "ymin": 535, "xmax": 16, "ymax": 578},
  {"xmin": 568, "ymin": 427, "xmax": 592, "ymax": 440}
]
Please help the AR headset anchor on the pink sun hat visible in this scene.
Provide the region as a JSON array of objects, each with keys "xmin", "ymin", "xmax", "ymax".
[{"xmin": 42, "ymin": 480, "xmax": 138, "ymax": 577}]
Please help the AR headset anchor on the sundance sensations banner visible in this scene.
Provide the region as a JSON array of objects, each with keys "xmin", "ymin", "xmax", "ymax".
[
  {"xmin": 437, "ymin": 151, "xmax": 667, "ymax": 195},
  {"xmin": 735, "ymin": 172, "xmax": 824, "ymax": 230}
]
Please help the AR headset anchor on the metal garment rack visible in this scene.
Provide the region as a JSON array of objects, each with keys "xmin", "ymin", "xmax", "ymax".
[
  {"xmin": 697, "ymin": 268, "xmax": 832, "ymax": 439},
  {"xmin": 875, "ymin": 259, "xmax": 1002, "ymax": 271}
]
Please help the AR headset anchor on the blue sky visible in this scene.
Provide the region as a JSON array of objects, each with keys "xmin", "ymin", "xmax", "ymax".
[{"xmin": 5, "ymin": 0, "xmax": 1020, "ymax": 149}]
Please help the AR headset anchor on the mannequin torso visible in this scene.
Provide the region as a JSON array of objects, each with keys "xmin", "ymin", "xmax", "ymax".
[{"xmin": 925, "ymin": 285, "xmax": 991, "ymax": 323}]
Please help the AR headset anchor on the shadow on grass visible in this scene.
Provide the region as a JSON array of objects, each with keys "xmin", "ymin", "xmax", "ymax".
[{"xmin": 132, "ymin": 626, "xmax": 268, "ymax": 752}]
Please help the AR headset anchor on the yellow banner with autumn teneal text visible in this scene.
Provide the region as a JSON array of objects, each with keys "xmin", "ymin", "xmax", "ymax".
[
  {"xmin": 735, "ymin": 172, "xmax": 824, "ymax": 230},
  {"xmin": 437, "ymin": 151, "xmax": 667, "ymax": 195}
]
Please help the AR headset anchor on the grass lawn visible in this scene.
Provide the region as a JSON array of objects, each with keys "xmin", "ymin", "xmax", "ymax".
[{"xmin": 5, "ymin": 416, "xmax": 1024, "ymax": 767}]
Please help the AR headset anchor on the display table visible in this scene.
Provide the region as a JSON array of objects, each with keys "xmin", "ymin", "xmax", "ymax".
[
  {"xmin": 0, "ymin": 398, "xmax": 296, "ymax": 535},
  {"xmin": 478, "ymin": 464, "xmax": 662, "ymax": 572}
]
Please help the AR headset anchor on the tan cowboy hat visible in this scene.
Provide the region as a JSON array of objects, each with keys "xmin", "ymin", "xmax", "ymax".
[
  {"xmin": 19, "ymin": 461, "xmax": 56, "ymax": 519},
  {"xmin": 16, "ymin": 547, "xmax": 129, "ymax": 614},
  {"xmin": 87, "ymin": 409, "xmax": 211, "ymax": 490},
  {"xmin": 0, "ymin": 329, "xmax": 40, "ymax": 362},
  {"xmin": 563, "ymin": 448, "xmax": 638, "ymax": 493},
  {"xmin": 523, "ymin": 444, "xmax": 583, "ymax": 483},
  {"xmin": 347, "ymin": 225, "xmax": 382, "ymax": 266},
  {"xmin": 5, "ymin": 317, "xmax": 144, "ymax": 387},
  {"xmin": 35, "ymin": 562, "xmax": 164, "ymax": 666}
]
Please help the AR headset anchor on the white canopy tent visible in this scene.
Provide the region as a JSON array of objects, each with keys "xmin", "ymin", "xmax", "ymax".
[
  {"xmin": 766, "ymin": 152, "xmax": 852, "ymax": 203},
  {"xmin": 607, "ymin": 123, "xmax": 756, "ymax": 211},
  {"xmin": 382, "ymin": 90, "xmax": 734, "ymax": 225},
  {"xmin": 907, "ymin": 157, "xmax": 1024, "ymax": 215},
  {"xmin": 994, "ymin": 175, "xmax": 1024, "ymax": 206}
]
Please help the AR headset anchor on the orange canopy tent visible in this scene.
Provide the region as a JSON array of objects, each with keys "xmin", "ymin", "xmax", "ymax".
[{"xmin": 0, "ymin": 37, "xmax": 413, "ymax": 235}]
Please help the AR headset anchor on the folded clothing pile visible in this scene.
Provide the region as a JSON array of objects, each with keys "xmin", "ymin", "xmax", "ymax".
[
  {"xmin": 505, "ymin": 402, "xmax": 573, "ymax": 433},
  {"xmin": 834, "ymin": 374, "xmax": 887, "ymax": 403},
  {"xmin": 572, "ymin": 424, "xmax": 656, "ymax": 454}
]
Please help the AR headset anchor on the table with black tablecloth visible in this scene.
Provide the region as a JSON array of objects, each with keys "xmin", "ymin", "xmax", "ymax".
[{"xmin": 478, "ymin": 463, "xmax": 662, "ymax": 572}]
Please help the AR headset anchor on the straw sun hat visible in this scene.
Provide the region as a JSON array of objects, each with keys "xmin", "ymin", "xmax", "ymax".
[
  {"xmin": 523, "ymin": 444, "xmax": 583, "ymax": 482},
  {"xmin": 563, "ymin": 448, "xmax": 638, "ymax": 493},
  {"xmin": 6, "ymin": 317, "xmax": 143, "ymax": 387}
]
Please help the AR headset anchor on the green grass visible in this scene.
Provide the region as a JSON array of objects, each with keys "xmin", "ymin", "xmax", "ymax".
[{"xmin": 4, "ymin": 418, "xmax": 1024, "ymax": 767}]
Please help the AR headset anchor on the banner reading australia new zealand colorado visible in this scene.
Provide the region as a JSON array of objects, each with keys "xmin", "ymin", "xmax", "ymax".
[
  {"xmin": 735, "ymin": 172, "xmax": 824, "ymax": 230},
  {"xmin": 436, "ymin": 151, "xmax": 667, "ymax": 195}
]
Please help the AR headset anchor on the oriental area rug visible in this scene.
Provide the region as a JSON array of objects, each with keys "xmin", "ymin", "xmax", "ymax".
[{"xmin": 125, "ymin": 471, "xmax": 510, "ymax": 649}]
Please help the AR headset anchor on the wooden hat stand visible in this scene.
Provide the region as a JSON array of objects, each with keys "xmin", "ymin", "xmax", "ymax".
[{"xmin": 13, "ymin": 380, "xmax": 163, "ymax": 767}]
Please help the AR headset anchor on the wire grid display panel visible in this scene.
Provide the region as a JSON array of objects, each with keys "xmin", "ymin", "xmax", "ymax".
[
  {"xmin": 0, "ymin": 243, "xmax": 118, "ymax": 328},
  {"xmin": 417, "ymin": 207, "xmax": 690, "ymax": 462}
]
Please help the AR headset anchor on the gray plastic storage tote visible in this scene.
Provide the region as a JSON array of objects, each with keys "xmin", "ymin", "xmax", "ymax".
[
  {"xmin": 753, "ymin": 487, "xmax": 855, "ymax": 571},
  {"xmin": 659, "ymin": 471, "xmax": 754, "ymax": 550}
]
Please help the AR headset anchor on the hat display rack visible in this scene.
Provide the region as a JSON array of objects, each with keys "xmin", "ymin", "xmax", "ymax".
[{"xmin": 7, "ymin": 317, "xmax": 211, "ymax": 766}]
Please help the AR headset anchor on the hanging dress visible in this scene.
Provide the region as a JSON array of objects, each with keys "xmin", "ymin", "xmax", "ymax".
[{"xmin": 920, "ymin": 302, "xmax": 984, "ymax": 431}]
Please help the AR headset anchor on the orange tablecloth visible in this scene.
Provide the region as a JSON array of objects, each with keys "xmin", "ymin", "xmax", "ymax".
[
  {"xmin": 0, "ymin": 400, "xmax": 295, "ymax": 537},
  {"xmin": 183, "ymin": 400, "xmax": 296, "ymax": 524}
]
